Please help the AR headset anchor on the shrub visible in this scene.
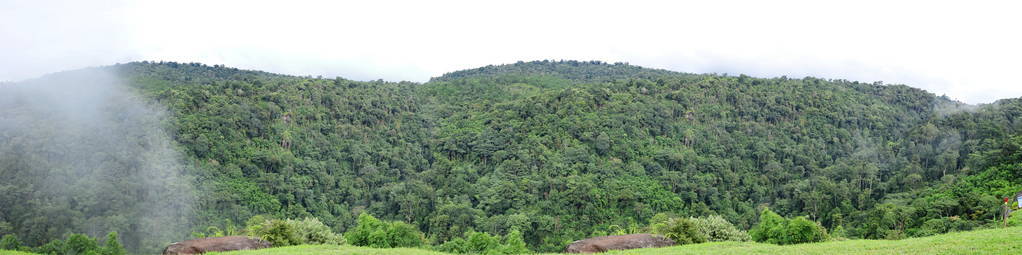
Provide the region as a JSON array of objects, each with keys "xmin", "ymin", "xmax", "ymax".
[
  {"xmin": 652, "ymin": 218, "xmax": 706, "ymax": 245},
  {"xmin": 1, "ymin": 234, "xmax": 22, "ymax": 250},
  {"xmin": 64, "ymin": 233, "xmax": 100, "ymax": 255},
  {"xmin": 914, "ymin": 216, "xmax": 977, "ymax": 238},
  {"xmin": 1006, "ymin": 210, "xmax": 1022, "ymax": 227},
  {"xmin": 286, "ymin": 218, "xmax": 345, "ymax": 245},
  {"xmin": 830, "ymin": 225, "xmax": 848, "ymax": 240},
  {"xmin": 784, "ymin": 216, "xmax": 829, "ymax": 244},
  {"xmin": 689, "ymin": 215, "xmax": 751, "ymax": 242},
  {"xmin": 435, "ymin": 228, "xmax": 532, "ymax": 255},
  {"xmin": 245, "ymin": 215, "xmax": 270, "ymax": 235},
  {"xmin": 749, "ymin": 208, "xmax": 787, "ymax": 244},
  {"xmin": 254, "ymin": 219, "xmax": 301, "ymax": 247},
  {"xmin": 102, "ymin": 232, "xmax": 126, "ymax": 255},
  {"xmin": 465, "ymin": 231, "xmax": 501, "ymax": 253},
  {"xmin": 501, "ymin": 229, "xmax": 530, "ymax": 254},
  {"xmin": 34, "ymin": 239, "xmax": 62, "ymax": 254},
  {"xmin": 750, "ymin": 208, "xmax": 829, "ymax": 245},
  {"xmin": 245, "ymin": 216, "xmax": 346, "ymax": 247},
  {"xmin": 385, "ymin": 221, "xmax": 425, "ymax": 248},
  {"xmin": 345, "ymin": 213, "xmax": 424, "ymax": 248},
  {"xmin": 436, "ymin": 236, "xmax": 469, "ymax": 254}
]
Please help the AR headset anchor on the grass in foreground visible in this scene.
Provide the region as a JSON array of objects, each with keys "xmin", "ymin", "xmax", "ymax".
[
  {"xmin": 4, "ymin": 227, "xmax": 1020, "ymax": 255},
  {"xmin": 212, "ymin": 227, "xmax": 1022, "ymax": 255}
]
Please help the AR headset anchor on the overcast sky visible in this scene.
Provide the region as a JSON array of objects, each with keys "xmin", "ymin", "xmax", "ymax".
[{"xmin": 2, "ymin": 0, "xmax": 1019, "ymax": 104}]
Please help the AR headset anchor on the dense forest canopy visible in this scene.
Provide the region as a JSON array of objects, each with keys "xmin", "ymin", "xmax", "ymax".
[{"xmin": 1, "ymin": 60, "xmax": 1020, "ymax": 253}]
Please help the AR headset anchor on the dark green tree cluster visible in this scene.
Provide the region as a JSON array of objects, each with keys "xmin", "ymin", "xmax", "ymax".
[
  {"xmin": 344, "ymin": 213, "xmax": 424, "ymax": 248},
  {"xmin": 435, "ymin": 229, "xmax": 530, "ymax": 255},
  {"xmin": 750, "ymin": 208, "xmax": 829, "ymax": 245},
  {"xmin": 650, "ymin": 217, "xmax": 706, "ymax": 245},
  {"xmin": 3, "ymin": 60, "xmax": 1022, "ymax": 252}
]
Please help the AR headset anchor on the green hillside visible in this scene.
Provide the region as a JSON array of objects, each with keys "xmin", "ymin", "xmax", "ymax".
[{"xmin": 2, "ymin": 60, "xmax": 1021, "ymax": 253}]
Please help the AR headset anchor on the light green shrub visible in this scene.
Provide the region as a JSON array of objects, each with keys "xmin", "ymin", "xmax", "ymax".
[
  {"xmin": 652, "ymin": 217, "xmax": 706, "ymax": 245},
  {"xmin": 286, "ymin": 218, "xmax": 345, "ymax": 245},
  {"xmin": 689, "ymin": 215, "xmax": 751, "ymax": 242}
]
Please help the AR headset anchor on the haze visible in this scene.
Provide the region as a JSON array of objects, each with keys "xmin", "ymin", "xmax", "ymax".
[{"xmin": 1, "ymin": 0, "xmax": 1019, "ymax": 104}]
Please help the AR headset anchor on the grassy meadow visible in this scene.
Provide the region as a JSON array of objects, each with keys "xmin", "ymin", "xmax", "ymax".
[{"xmin": 194, "ymin": 226, "xmax": 1022, "ymax": 255}]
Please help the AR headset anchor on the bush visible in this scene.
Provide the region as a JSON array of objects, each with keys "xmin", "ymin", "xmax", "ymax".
[
  {"xmin": 749, "ymin": 208, "xmax": 787, "ymax": 244},
  {"xmin": 1, "ymin": 234, "xmax": 22, "ymax": 250},
  {"xmin": 435, "ymin": 228, "xmax": 532, "ymax": 255},
  {"xmin": 345, "ymin": 213, "xmax": 424, "ymax": 248},
  {"xmin": 784, "ymin": 216, "xmax": 829, "ymax": 244},
  {"xmin": 689, "ymin": 215, "xmax": 751, "ymax": 242},
  {"xmin": 254, "ymin": 219, "xmax": 301, "ymax": 247},
  {"xmin": 33, "ymin": 239, "xmax": 66, "ymax": 255},
  {"xmin": 465, "ymin": 231, "xmax": 501, "ymax": 253},
  {"xmin": 246, "ymin": 216, "xmax": 346, "ymax": 247},
  {"xmin": 102, "ymin": 232, "xmax": 126, "ymax": 255},
  {"xmin": 830, "ymin": 225, "xmax": 848, "ymax": 240},
  {"xmin": 914, "ymin": 216, "xmax": 977, "ymax": 237},
  {"xmin": 501, "ymin": 229, "xmax": 530, "ymax": 254},
  {"xmin": 652, "ymin": 218, "xmax": 706, "ymax": 245},
  {"xmin": 1007, "ymin": 210, "xmax": 1022, "ymax": 227},
  {"xmin": 65, "ymin": 234, "xmax": 100, "ymax": 255},
  {"xmin": 286, "ymin": 218, "xmax": 345, "ymax": 245},
  {"xmin": 750, "ymin": 208, "xmax": 828, "ymax": 245}
]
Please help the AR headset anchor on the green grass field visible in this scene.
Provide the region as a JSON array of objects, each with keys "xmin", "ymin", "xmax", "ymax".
[
  {"xmin": 209, "ymin": 226, "xmax": 1022, "ymax": 255},
  {"xmin": 3, "ymin": 227, "xmax": 1020, "ymax": 255}
]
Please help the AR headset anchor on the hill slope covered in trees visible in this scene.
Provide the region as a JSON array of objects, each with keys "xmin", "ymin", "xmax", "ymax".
[{"xmin": 1, "ymin": 60, "xmax": 1020, "ymax": 253}]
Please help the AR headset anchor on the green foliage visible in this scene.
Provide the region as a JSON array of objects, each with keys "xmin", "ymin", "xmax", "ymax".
[
  {"xmin": 434, "ymin": 229, "xmax": 531, "ymax": 255},
  {"xmin": 101, "ymin": 232, "xmax": 125, "ymax": 255},
  {"xmin": 652, "ymin": 218, "xmax": 706, "ymax": 245},
  {"xmin": 784, "ymin": 217, "xmax": 829, "ymax": 245},
  {"xmin": 285, "ymin": 218, "xmax": 345, "ymax": 245},
  {"xmin": 244, "ymin": 216, "xmax": 344, "ymax": 247},
  {"xmin": 1, "ymin": 234, "xmax": 23, "ymax": 251},
  {"xmin": 102, "ymin": 232, "xmax": 126, "ymax": 255},
  {"xmin": 255, "ymin": 220, "xmax": 301, "ymax": 247},
  {"xmin": 64, "ymin": 234, "xmax": 100, "ymax": 255},
  {"xmin": 750, "ymin": 208, "xmax": 787, "ymax": 244},
  {"xmin": 689, "ymin": 215, "xmax": 751, "ymax": 242},
  {"xmin": 830, "ymin": 225, "xmax": 848, "ymax": 240},
  {"xmin": 464, "ymin": 231, "xmax": 500, "ymax": 254},
  {"xmin": 345, "ymin": 213, "xmax": 423, "ymax": 248},
  {"xmin": 501, "ymin": 229, "xmax": 530, "ymax": 254},
  {"xmin": 1007, "ymin": 210, "xmax": 1022, "ymax": 227},
  {"xmin": 751, "ymin": 208, "xmax": 828, "ymax": 245}
]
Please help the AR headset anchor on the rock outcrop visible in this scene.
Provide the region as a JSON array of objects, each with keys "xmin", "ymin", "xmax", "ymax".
[
  {"xmin": 564, "ymin": 234, "xmax": 675, "ymax": 253},
  {"xmin": 163, "ymin": 236, "xmax": 271, "ymax": 255}
]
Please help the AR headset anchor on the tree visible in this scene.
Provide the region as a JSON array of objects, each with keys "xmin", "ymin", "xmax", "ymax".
[
  {"xmin": 784, "ymin": 216, "xmax": 829, "ymax": 244},
  {"xmin": 1, "ymin": 234, "xmax": 22, "ymax": 250},
  {"xmin": 103, "ymin": 232, "xmax": 126, "ymax": 255},
  {"xmin": 750, "ymin": 208, "xmax": 787, "ymax": 244},
  {"xmin": 652, "ymin": 218, "xmax": 706, "ymax": 245}
]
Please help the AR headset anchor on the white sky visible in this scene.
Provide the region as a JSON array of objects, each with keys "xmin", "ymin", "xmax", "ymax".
[{"xmin": 2, "ymin": 0, "xmax": 1020, "ymax": 104}]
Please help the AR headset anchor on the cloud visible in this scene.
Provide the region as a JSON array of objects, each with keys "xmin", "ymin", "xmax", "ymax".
[{"xmin": 2, "ymin": 0, "xmax": 1020, "ymax": 103}]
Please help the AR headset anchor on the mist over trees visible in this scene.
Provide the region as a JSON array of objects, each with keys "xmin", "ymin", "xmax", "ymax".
[
  {"xmin": 0, "ymin": 69, "xmax": 195, "ymax": 253},
  {"xmin": 1, "ymin": 60, "xmax": 1020, "ymax": 253}
]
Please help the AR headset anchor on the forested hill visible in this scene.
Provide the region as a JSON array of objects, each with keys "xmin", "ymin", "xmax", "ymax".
[{"xmin": 1, "ymin": 60, "xmax": 1020, "ymax": 253}]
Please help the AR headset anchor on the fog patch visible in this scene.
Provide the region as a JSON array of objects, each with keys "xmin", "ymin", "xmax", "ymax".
[
  {"xmin": 0, "ymin": 68, "xmax": 195, "ymax": 253},
  {"xmin": 933, "ymin": 98, "xmax": 979, "ymax": 117}
]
